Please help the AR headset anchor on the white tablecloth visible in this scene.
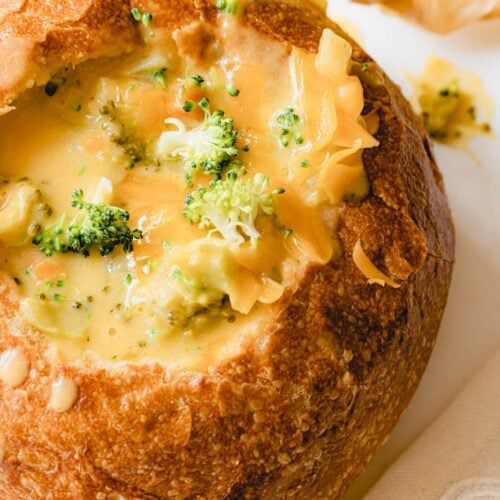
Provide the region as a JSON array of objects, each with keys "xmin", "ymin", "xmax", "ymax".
[{"xmin": 366, "ymin": 349, "xmax": 500, "ymax": 499}]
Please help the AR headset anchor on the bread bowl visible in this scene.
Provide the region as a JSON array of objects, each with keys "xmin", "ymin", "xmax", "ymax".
[{"xmin": 0, "ymin": 0, "xmax": 455, "ymax": 498}]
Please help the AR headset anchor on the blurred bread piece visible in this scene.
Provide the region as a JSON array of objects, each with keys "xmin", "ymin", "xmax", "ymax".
[{"xmin": 354, "ymin": 0, "xmax": 500, "ymax": 33}]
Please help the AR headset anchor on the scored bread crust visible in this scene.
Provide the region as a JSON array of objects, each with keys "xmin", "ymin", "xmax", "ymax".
[{"xmin": 0, "ymin": 0, "xmax": 455, "ymax": 498}]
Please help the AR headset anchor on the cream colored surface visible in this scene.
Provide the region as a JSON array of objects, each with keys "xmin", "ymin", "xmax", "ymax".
[
  {"xmin": 0, "ymin": 348, "xmax": 29, "ymax": 388},
  {"xmin": 49, "ymin": 376, "xmax": 78, "ymax": 413},
  {"xmin": 0, "ymin": 21, "xmax": 376, "ymax": 368},
  {"xmin": 366, "ymin": 349, "xmax": 500, "ymax": 500}
]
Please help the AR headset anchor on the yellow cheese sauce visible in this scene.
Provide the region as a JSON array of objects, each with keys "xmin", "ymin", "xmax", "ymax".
[
  {"xmin": 0, "ymin": 18, "xmax": 376, "ymax": 370},
  {"xmin": 411, "ymin": 57, "xmax": 494, "ymax": 145}
]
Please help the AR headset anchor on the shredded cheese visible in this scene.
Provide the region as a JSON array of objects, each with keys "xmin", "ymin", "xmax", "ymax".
[
  {"xmin": 288, "ymin": 29, "xmax": 378, "ymax": 212},
  {"xmin": 352, "ymin": 239, "xmax": 401, "ymax": 288},
  {"xmin": 307, "ymin": 0, "xmax": 328, "ymax": 11},
  {"xmin": 315, "ymin": 29, "xmax": 352, "ymax": 85}
]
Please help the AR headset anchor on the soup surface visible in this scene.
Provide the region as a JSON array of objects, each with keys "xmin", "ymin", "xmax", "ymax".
[{"xmin": 0, "ymin": 15, "xmax": 375, "ymax": 369}]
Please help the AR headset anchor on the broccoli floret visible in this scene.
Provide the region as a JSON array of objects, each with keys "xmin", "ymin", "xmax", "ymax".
[
  {"xmin": 100, "ymin": 100, "xmax": 147, "ymax": 169},
  {"xmin": 33, "ymin": 189, "xmax": 142, "ymax": 257},
  {"xmin": 182, "ymin": 100, "xmax": 195, "ymax": 112},
  {"xmin": 157, "ymin": 98, "xmax": 239, "ymax": 185},
  {"xmin": 275, "ymin": 107, "xmax": 304, "ymax": 147},
  {"xmin": 183, "ymin": 171, "xmax": 284, "ymax": 246}
]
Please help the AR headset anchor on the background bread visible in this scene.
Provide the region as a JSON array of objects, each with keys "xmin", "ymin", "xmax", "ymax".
[{"xmin": 0, "ymin": 0, "xmax": 454, "ymax": 498}]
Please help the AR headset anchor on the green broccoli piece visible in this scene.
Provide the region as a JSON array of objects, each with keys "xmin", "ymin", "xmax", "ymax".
[
  {"xmin": 153, "ymin": 68, "xmax": 167, "ymax": 88},
  {"xmin": 215, "ymin": 0, "xmax": 238, "ymax": 14},
  {"xmin": 33, "ymin": 190, "xmax": 142, "ymax": 257},
  {"xmin": 157, "ymin": 98, "xmax": 239, "ymax": 185},
  {"xmin": 183, "ymin": 171, "xmax": 284, "ymax": 246},
  {"xmin": 189, "ymin": 74, "xmax": 204, "ymax": 87},
  {"xmin": 100, "ymin": 100, "xmax": 147, "ymax": 169},
  {"xmin": 172, "ymin": 268, "xmax": 207, "ymax": 292},
  {"xmin": 130, "ymin": 7, "xmax": 153, "ymax": 26},
  {"xmin": 227, "ymin": 85, "xmax": 240, "ymax": 97},
  {"xmin": 182, "ymin": 100, "xmax": 195, "ymax": 112},
  {"xmin": 275, "ymin": 107, "xmax": 304, "ymax": 147}
]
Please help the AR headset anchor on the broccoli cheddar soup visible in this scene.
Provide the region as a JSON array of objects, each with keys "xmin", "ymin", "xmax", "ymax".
[{"xmin": 0, "ymin": 12, "xmax": 377, "ymax": 369}]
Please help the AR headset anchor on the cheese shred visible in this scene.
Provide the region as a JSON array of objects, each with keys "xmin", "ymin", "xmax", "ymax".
[{"xmin": 352, "ymin": 239, "xmax": 401, "ymax": 289}]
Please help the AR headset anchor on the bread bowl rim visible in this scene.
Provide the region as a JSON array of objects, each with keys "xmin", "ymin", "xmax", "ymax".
[{"xmin": 0, "ymin": 1, "xmax": 455, "ymax": 498}]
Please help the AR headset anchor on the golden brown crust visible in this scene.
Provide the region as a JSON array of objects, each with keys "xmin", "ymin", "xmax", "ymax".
[
  {"xmin": 0, "ymin": 0, "xmax": 138, "ymax": 113},
  {"xmin": 0, "ymin": 0, "xmax": 454, "ymax": 498}
]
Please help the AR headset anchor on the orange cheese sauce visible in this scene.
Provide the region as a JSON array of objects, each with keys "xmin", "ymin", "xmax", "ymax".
[{"xmin": 0, "ymin": 17, "xmax": 376, "ymax": 369}]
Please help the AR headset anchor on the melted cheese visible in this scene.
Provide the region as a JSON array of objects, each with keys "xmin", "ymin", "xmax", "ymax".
[
  {"xmin": 307, "ymin": 0, "xmax": 328, "ymax": 11},
  {"xmin": 411, "ymin": 56, "xmax": 494, "ymax": 145},
  {"xmin": 49, "ymin": 377, "xmax": 78, "ymax": 413},
  {"xmin": 0, "ymin": 182, "xmax": 44, "ymax": 247},
  {"xmin": 0, "ymin": 22, "xmax": 377, "ymax": 369},
  {"xmin": 316, "ymin": 29, "xmax": 352, "ymax": 85},
  {"xmin": 0, "ymin": 348, "xmax": 29, "ymax": 388},
  {"xmin": 318, "ymin": 142, "xmax": 369, "ymax": 205}
]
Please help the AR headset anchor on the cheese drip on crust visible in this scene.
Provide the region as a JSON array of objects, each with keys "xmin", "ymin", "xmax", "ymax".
[{"xmin": 0, "ymin": 16, "xmax": 377, "ymax": 369}]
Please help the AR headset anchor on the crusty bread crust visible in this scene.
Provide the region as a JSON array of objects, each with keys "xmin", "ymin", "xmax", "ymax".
[
  {"xmin": 0, "ymin": 0, "xmax": 138, "ymax": 114},
  {"xmin": 0, "ymin": 1, "xmax": 454, "ymax": 498}
]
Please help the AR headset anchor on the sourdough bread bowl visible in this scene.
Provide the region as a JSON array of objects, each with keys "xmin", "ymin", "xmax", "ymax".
[{"xmin": 0, "ymin": 0, "xmax": 454, "ymax": 498}]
